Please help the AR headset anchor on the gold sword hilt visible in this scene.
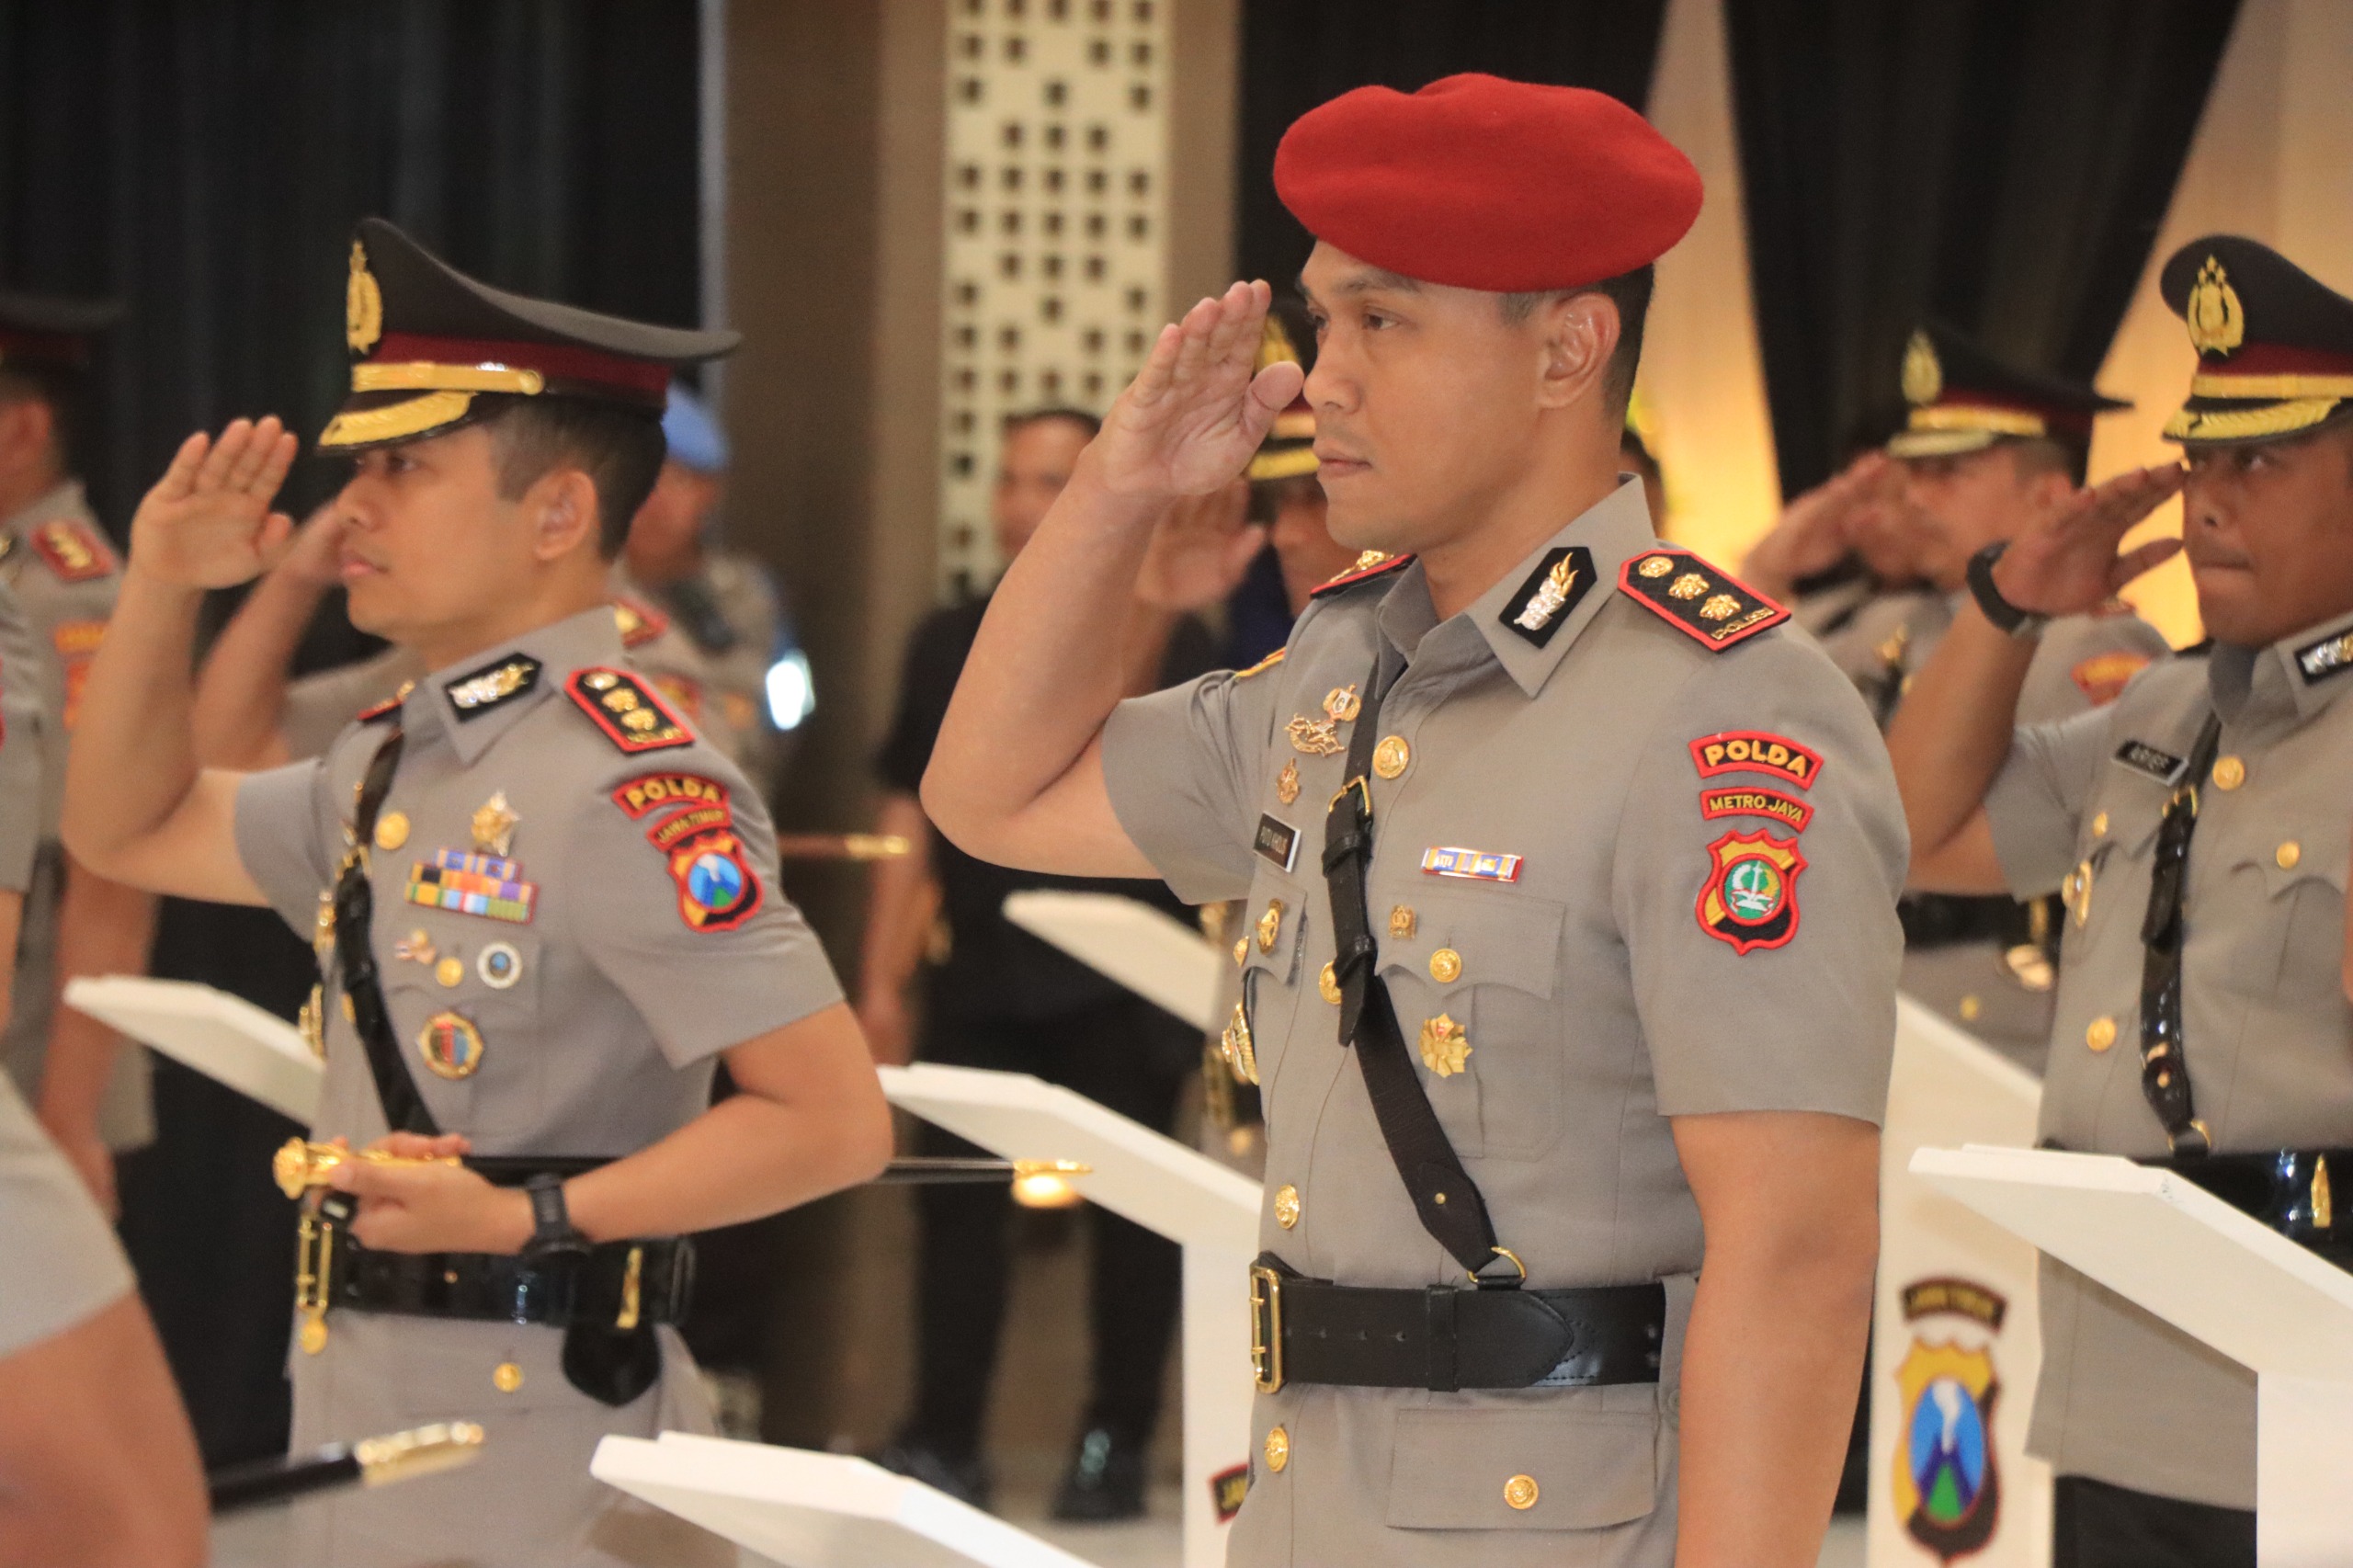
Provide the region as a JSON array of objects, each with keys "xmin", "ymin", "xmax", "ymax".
[{"xmin": 273, "ymin": 1138, "xmax": 462, "ymax": 1200}]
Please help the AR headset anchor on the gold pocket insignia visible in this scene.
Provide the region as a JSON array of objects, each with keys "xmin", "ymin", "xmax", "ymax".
[{"xmin": 1418, "ymin": 1013, "xmax": 1471, "ymax": 1076}]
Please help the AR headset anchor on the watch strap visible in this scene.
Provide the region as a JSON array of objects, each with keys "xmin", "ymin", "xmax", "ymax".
[{"xmin": 1966, "ymin": 542, "xmax": 2049, "ymax": 639}]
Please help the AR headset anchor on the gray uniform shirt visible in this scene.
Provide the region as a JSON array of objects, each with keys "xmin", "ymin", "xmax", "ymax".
[
  {"xmin": 1821, "ymin": 591, "xmax": 2173, "ymax": 1065},
  {"xmin": 234, "ymin": 605, "xmax": 844, "ymax": 1567},
  {"xmin": 1103, "ymin": 482, "xmax": 1906, "ymax": 1566},
  {"xmin": 1984, "ymin": 619, "xmax": 2353, "ymax": 1508},
  {"xmin": 0, "ymin": 483, "xmax": 145, "ymax": 1145}
]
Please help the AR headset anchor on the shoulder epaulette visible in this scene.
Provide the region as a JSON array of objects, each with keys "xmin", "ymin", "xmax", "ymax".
[
  {"xmin": 28, "ymin": 518, "xmax": 117, "ymax": 583},
  {"xmin": 1309, "ymin": 551, "xmax": 1415, "ymax": 599},
  {"xmin": 565, "ymin": 666, "xmax": 694, "ymax": 753},
  {"xmin": 356, "ymin": 680, "xmax": 414, "ymax": 723},
  {"xmin": 611, "ymin": 595, "xmax": 670, "ymax": 649},
  {"xmin": 1618, "ymin": 548, "xmax": 1787, "ymax": 651}
]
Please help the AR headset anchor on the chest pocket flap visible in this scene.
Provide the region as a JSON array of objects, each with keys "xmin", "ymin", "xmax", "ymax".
[{"xmin": 1378, "ymin": 887, "xmax": 1565, "ymax": 1000}]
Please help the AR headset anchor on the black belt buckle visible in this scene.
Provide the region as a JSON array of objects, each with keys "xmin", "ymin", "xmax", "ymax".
[{"xmin": 1248, "ymin": 1261, "xmax": 1286, "ymax": 1393}]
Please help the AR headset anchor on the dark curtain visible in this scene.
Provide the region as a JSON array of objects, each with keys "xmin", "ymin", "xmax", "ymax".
[
  {"xmin": 1237, "ymin": 0, "xmax": 1669, "ymax": 291},
  {"xmin": 0, "ymin": 1, "xmax": 701, "ymax": 1467},
  {"xmin": 1726, "ymin": 0, "xmax": 2240, "ymax": 496}
]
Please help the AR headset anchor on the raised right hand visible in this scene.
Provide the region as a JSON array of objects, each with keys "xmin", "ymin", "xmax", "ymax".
[
  {"xmin": 128, "ymin": 416, "xmax": 300, "ymax": 589},
  {"xmin": 1741, "ymin": 451, "xmax": 1897, "ymax": 596},
  {"xmin": 1992, "ymin": 463, "xmax": 2187, "ymax": 618},
  {"xmin": 1089, "ymin": 280, "xmax": 1304, "ymax": 503}
]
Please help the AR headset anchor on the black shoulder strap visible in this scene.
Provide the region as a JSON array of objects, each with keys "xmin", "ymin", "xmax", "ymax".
[
  {"xmin": 333, "ymin": 723, "xmax": 440, "ymax": 1136},
  {"xmin": 1323, "ymin": 645, "xmax": 1511, "ymax": 1280},
  {"xmin": 2137, "ymin": 712, "xmax": 2223, "ymax": 1154}
]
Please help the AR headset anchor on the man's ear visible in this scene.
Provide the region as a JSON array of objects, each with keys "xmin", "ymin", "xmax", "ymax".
[
  {"xmin": 1535, "ymin": 293, "xmax": 1621, "ymax": 413},
  {"xmin": 0, "ymin": 398, "xmax": 54, "ymax": 473},
  {"xmin": 525, "ymin": 467, "xmax": 602, "ymax": 562}
]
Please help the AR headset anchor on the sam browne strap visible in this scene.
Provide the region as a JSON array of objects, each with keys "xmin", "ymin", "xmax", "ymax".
[{"xmin": 334, "ymin": 723, "xmax": 441, "ymax": 1136}]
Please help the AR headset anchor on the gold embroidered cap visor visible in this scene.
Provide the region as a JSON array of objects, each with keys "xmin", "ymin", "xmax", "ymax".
[
  {"xmin": 318, "ymin": 216, "xmax": 740, "ymax": 453},
  {"xmin": 2157, "ymin": 233, "xmax": 2353, "ymax": 447}
]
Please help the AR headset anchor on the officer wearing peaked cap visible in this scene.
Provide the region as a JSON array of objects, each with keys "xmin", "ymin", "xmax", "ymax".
[
  {"xmin": 0, "ymin": 289, "xmax": 167, "ymax": 1207},
  {"xmin": 922, "ymin": 74, "xmax": 1904, "ymax": 1566},
  {"xmin": 61, "ymin": 218, "xmax": 890, "ymax": 1568},
  {"xmin": 1889, "ymin": 234, "xmax": 2353, "ymax": 1566},
  {"xmin": 1829, "ymin": 324, "xmax": 2174, "ymax": 1067}
]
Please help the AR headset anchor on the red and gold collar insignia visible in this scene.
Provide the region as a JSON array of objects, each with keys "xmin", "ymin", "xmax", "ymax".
[
  {"xmin": 565, "ymin": 666, "xmax": 693, "ymax": 753},
  {"xmin": 28, "ymin": 517, "xmax": 117, "ymax": 583},
  {"xmin": 1619, "ymin": 549, "xmax": 1786, "ymax": 651},
  {"xmin": 611, "ymin": 595, "xmax": 670, "ymax": 648}
]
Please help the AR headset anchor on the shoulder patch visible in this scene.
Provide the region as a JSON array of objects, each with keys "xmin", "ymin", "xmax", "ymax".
[
  {"xmin": 565, "ymin": 666, "xmax": 693, "ymax": 753},
  {"xmin": 2293, "ymin": 626, "xmax": 2353, "ymax": 686},
  {"xmin": 1500, "ymin": 546, "xmax": 1596, "ymax": 647},
  {"xmin": 612, "ymin": 771, "xmax": 732, "ymax": 820},
  {"xmin": 28, "ymin": 518, "xmax": 117, "ymax": 583},
  {"xmin": 1308, "ymin": 550, "xmax": 1414, "ymax": 599},
  {"xmin": 1233, "ymin": 647, "xmax": 1287, "ymax": 680},
  {"xmin": 1696, "ymin": 829, "xmax": 1806, "ymax": 955},
  {"xmin": 612, "ymin": 595, "xmax": 670, "ymax": 649},
  {"xmin": 664, "ymin": 824, "xmax": 764, "ymax": 932},
  {"xmin": 1619, "ymin": 549, "xmax": 1787, "ymax": 650},
  {"xmin": 441, "ymin": 654, "xmax": 542, "ymax": 720},
  {"xmin": 1690, "ymin": 730, "xmax": 1824, "ymax": 790},
  {"xmin": 356, "ymin": 679, "xmax": 415, "ymax": 724},
  {"xmin": 1698, "ymin": 785, "xmax": 1813, "ymax": 834},
  {"xmin": 2070, "ymin": 651, "xmax": 2152, "ymax": 706}
]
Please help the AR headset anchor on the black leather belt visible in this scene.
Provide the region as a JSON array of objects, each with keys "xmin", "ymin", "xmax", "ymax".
[
  {"xmin": 2135, "ymin": 1146, "xmax": 2353, "ymax": 1269},
  {"xmin": 1248, "ymin": 1255, "xmax": 1664, "ymax": 1393},
  {"xmin": 318, "ymin": 1207, "xmax": 693, "ymax": 1330}
]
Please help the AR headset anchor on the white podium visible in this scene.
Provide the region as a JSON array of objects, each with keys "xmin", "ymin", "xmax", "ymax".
[
  {"xmin": 1002, "ymin": 891, "xmax": 1222, "ymax": 1032},
  {"xmin": 63, "ymin": 973, "xmax": 321, "ymax": 1123},
  {"xmin": 881, "ymin": 1062, "xmax": 1260, "ymax": 1568},
  {"xmin": 1915, "ymin": 1144, "xmax": 2353, "ymax": 1567},
  {"xmin": 591, "ymin": 1431, "xmax": 1098, "ymax": 1567},
  {"xmin": 1869, "ymin": 999, "xmax": 2049, "ymax": 1568}
]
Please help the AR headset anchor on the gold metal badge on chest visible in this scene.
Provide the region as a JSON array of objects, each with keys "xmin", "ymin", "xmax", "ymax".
[
  {"xmin": 1418, "ymin": 1013, "xmax": 1471, "ymax": 1076},
  {"xmin": 472, "ymin": 791, "xmax": 520, "ymax": 856},
  {"xmin": 418, "ymin": 1011, "xmax": 486, "ymax": 1079},
  {"xmin": 1322, "ymin": 685, "xmax": 1360, "ymax": 722},
  {"xmin": 1276, "ymin": 758, "xmax": 1301, "ymax": 805},
  {"xmin": 1284, "ymin": 714, "xmax": 1344, "ymax": 756}
]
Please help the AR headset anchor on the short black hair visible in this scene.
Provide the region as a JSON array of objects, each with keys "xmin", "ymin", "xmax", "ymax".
[
  {"xmin": 0, "ymin": 363, "xmax": 85, "ymax": 477},
  {"xmin": 472, "ymin": 395, "xmax": 667, "ymax": 558},
  {"xmin": 1004, "ymin": 405, "xmax": 1101, "ymax": 442},
  {"xmin": 1500, "ymin": 266, "xmax": 1655, "ymax": 424},
  {"xmin": 2005, "ymin": 434, "xmax": 2085, "ymax": 487}
]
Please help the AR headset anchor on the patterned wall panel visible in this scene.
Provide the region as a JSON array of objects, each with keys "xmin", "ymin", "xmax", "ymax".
[{"xmin": 938, "ymin": 0, "xmax": 1171, "ymax": 594}]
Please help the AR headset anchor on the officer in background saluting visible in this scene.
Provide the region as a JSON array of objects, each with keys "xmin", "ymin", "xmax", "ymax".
[
  {"xmin": 1889, "ymin": 235, "xmax": 2353, "ymax": 1568},
  {"xmin": 62, "ymin": 219, "xmax": 889, "ymax": 1568},
  {"xmin": 921, "ymin": 76, "xmax": 1904, "ymax": 1567}
]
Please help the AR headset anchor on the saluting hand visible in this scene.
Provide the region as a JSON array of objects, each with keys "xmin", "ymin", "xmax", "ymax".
[
  {"xmin": 1742, "ymin": 451, "xmax": 1899, "ymax": 597},
  {"xmin": 1992, "ymin": 463, "xmax": 2188, "ymax": 618},
  {"xmin": 1134, "ymin": 479, "xmax": 1263, "ymax": 614},
  {"xmin": 1091, "ymin": 280, "xmax": 1304, "ymax": 503},
  {"xmin": 329, "ymin": 1131, "xmax": 534, "ymax": 1256},
  {"xmin": 128, "ymin": 415, "xmax": 301, "ymax": 589}
]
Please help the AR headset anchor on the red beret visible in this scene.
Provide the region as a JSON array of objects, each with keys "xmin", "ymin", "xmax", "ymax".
[{"xmin": 1273, "ymin": 74, "xmax": 1703, "ymax": 293}]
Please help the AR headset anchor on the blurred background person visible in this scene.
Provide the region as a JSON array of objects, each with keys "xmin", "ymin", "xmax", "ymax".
[{"xmin": 858, "ymin": 407, "xmax": 1256, "ymax": 1519}]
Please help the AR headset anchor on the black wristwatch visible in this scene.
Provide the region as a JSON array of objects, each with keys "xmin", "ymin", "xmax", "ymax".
[
  {"xmin": 1965, "ymin": 542, "xmax": 2050, "ymax": 640},
  {"xmin": 520, "ymin": 1173, "xmax": 592, "ymax": 1263}
]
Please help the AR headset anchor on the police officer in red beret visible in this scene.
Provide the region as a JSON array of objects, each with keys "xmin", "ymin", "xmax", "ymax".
[{"xmin": 922, "ymin": 75, "xmax": 1903, "ymax": 1566}]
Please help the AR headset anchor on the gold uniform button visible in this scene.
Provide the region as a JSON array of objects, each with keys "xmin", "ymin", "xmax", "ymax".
[
  {"xmin": 2091, "ymin": 811, "xmax": 2109, "ymax": 836},
  {"xmin": 493, "ymin": 1361, "xmax": 525, "ymax": 1393},
  {"xmin": 1264, "ymin": 1425, "xmax": 1290, "ymax": 1472},
  {"xmin": 1388, "ymin": 904, "xmax": 1415, "ymax": 940},
  {"xmin": 2086, "ymin": 1016, "xmax": 2118, "ymax": 1052},
  {"xmin": 1317, "ymin": 961, "xmax": 1341, "ymax": 1006},
  {"xmin": 1233, "ymin": 937, "xmax": 1248, "ymax": 968},
  {"xmin": 1372, "ymin": 735, "xmax": 1411, "ymax": 779},
  {"xmin": 1256, "ymin": 900, "xmax": 1285, "ymax": 954},
  {"xmin": 1429, "ymin": 948, "xmax": 1462, "ymax": 984},
  {"xmin": 436, "ymin": 956, "xmax": 465, "ymax": 989},
  {"xmin": 2277, "ymin": 840, "xmax": 2302, "ymax": 870},
  {"xmin": 1504, "ymin": 1473, "xmax": 1539, "ymax": 1511},
  {"xmin": 374, "ymin": 811, "xmax": 410, "ymax": 851},
  {"xmin": 2213, "ymin": 756, "xmax": 2246, "ymax": 790},
  {"xmin": 1958, "ymin": 995, "xmax": 1982, "ymax": 1022},
  {"xmin": 1274, "ymin": 1185, "xmax": 1301, "ymax": 1229}
]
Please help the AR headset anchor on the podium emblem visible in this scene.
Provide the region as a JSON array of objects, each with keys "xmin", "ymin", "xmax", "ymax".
[{"xmin": 1892, "ymin": 1278, "xmax": 2005, "ymax": 1562}]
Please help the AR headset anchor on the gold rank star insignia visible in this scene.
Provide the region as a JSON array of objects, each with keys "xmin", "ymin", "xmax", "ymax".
[
  {"xmin": 472, "ymin": 791, "xmax": 519, "ymax": 857},
  {"xmin": 1276, "ymin": 758, "xmax": 1301, "ymax": 805},
  {"xmin": 1418, "ymin": 1013, "xmax": 1471, "ymax": 1076}
]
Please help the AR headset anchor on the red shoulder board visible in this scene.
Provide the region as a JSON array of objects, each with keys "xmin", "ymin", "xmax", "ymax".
[
  {"xmin": 1309, "ymin": 551, "xmax": 1415, "ymax": 599},
  {"xmin": 355, "ymin": 680, "xmax": 414, "ymax": 724},
  {"xmin": 564, "ymin": 666, "xmax": 694, "ymax": 753},
  {"xmin": 611, "ymin": 595, "xmax": 670, "ymax": 649},
  {"xmin": 1618, "ymin": 549, "xmax": 1787, "ymax": 651},
  {"xmin": 28, "ymin": 518, "xmax": 118, "ymax": 583}
]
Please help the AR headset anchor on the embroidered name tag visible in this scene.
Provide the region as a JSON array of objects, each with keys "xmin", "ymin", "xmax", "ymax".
[
  {"xmin": 2112, "ymin": 740, "xmax": 2187, "ymax": 785},
  {"xmin": 1254, "ymin": 813, "xmax": 1300, "ymax": 873},
  {"xmin": 1421, "ymin": 846, "xmax": 1523, "ymax": 882}
]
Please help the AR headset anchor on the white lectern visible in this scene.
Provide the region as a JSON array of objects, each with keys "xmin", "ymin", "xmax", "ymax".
[
  {"xmin": 1869, "ymin": 999, "xmax": 2049, "ymax": 1568},
  {"xmin": 591, "ymin": 1431, "xmax": 1099, "ymax": 1567},
  {"xmin": 63, "ymin": 973, "xmax": 321, "ymax": 1123},
  {"xmin": 1002, "ymin": 890, "xmax": 1222, "ymax": 1032},
  {"xmin": 1915, "ymin": 1144, "xmax": 2353, "ymax": 1567},
  {"xmin": 881, "ymin": 1062, "xmax": 1260, "ymax": 1568}
]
